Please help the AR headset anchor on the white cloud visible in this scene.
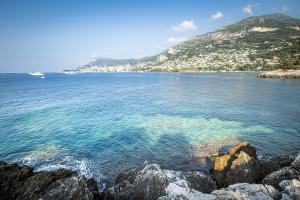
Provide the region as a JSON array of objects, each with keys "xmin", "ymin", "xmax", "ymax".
[
  {"xmin": 281, "ymin": 6, "xmax": 288, "ymax": 13},
  {"xmin": 243, "ymin": 5, "xmax": 253, "ymax": 15},
  {"xmin": 211, "ymin": 12, "xmax": 224, "ymax": 20},
  {"xmin": 167, "ymin": 37, "xmax": 188, "ymax": 44},
  {"xmin": 172, "ymin": 20, "xmax": 197, "ymax": 32}
]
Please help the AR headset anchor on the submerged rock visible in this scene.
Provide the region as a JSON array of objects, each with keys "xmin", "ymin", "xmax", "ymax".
[
  {"xmin": 213, "ymin": 142, "xmax": 260, "ymax": 187},
  {"xmin": 262, "ymin": 167, "xmax": 299, "ymax": 188}
]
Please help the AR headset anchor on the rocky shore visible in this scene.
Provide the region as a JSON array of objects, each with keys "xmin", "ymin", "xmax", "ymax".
[
  {"xmin": 258, "ymin": 70, "xmax": 300, "ymax": 79},
  {"xmin": 1, "ymin": 142, "xmax": 300, "ymax": 200}
]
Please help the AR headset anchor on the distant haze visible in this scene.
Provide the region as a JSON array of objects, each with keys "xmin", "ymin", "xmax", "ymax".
[{"xmin": 0, "ymin": 0, "xmax": 300, "ymax": 72}]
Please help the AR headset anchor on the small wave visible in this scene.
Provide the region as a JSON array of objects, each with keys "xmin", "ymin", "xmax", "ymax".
[
  {"xmin": 20, "ymin": 150, "xmax": 107, "ymax": 189},
  {"xmin": 35, "ymin": 156, "xmax": 92, "ymax": 178}
]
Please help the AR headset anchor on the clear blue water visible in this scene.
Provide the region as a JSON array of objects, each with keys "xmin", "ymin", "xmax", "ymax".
[{"xmin": 0, "ymin": 72, "xmax": 300, "ymax": 185}]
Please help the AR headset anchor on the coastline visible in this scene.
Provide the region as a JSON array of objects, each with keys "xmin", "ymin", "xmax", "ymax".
[
  {"xmin": 1, "ymin": 142, "xmax": 299, "ymax": 200},
  {"xmin": 258, "ymin": 69, "xmax": 300, "ymax": 79}
]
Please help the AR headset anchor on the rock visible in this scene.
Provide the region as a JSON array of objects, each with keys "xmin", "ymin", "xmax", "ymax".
[
  {"xmin": 279, "ymin": 179, "xmax": 300, "ymax": 200},
  {"xmin": 160, "ymin": 182, "xmax": 283, "ymax": 200},
  {"xmin": 113, "ymin": 164, "xmax": 218, "ymax": 199},
  {"xmin": 213, "ymin": 154, "xmax": 231, "ymax": 187},
  {"xmin": 229, "ymin": 142, "xmax": 257, "ymax": 158},
  {"xmin": 262, "ymin": 167, "xmax": 299, "ymax": 188},
  {"xmin": 0, "ymin": 162, "xmax": 35, "ymax": 200},
  {"xmin": 260, "ymin": 154, "xmax": 294, "ymax": 179},
  {"xmin": 212, "ymin": 183, "xmax": 281, "ymax": 200},
  {"xmin": 213, "ymin": 142, "xmax": 260, "ymax": 187},
  {"xmin": 281, "ymin": 193, "xmax": 293, "ymax": 200},
  {"xmin": 43, "ymin": 176, "xmax": 94, "ymax": 200},
  {"xmin": 115, "ymin": 167, "xmax": 139, "ymax": 185},
  {"xmin": 132, "ymin": 164, "xmax": 169, "ymax": 200},
  {"xmin": 258, "ymin": 70, "xmax": 300, "ymax": 79},
  {"xmin": 183, "ymin": 171, "xmax": 217, "ymax": 193},
  {"xmin": 87, "ymin": 178, "xmax": 103, "ymax": 200},
  {"xmin": 23, "ymin": 169, "xmax": 77, "ymax": 198},
  {"xmin": 225, "ymin": 151, "xmax": 260, "ymax": 186},
  {"xmin": 158, "ymin": 180, "xmax": 216, "ymax": 200},
  {"xmin": 0, "ymin": 161, "xmax": 100, "ymax": 200},
  {"xmin": 113, "ymin": 164, "xmax": 169, "ymax": 200},
  {"xmin": 291, "ymin": 153, "xmax": 300, "ymax": 172}
]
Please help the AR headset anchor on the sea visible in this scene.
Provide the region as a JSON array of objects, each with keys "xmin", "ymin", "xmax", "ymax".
[{"xmin": 0, "ymin": 72, "xmax": 300, "ymax": 187}]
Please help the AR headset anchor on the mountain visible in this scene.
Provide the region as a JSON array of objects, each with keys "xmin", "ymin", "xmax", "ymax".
[{"xmin": 79, "ymin": 13, "xmax": 300, "ymax": 72}]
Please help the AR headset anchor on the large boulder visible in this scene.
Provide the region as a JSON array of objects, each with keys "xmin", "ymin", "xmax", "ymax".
[
  {"xmin": 260, "ymin": 154, "xmax": 294, "ymax": 179},
  {"xmin": 0, "ymin": 161, "xmax": 99, "ymax": 200},
  {"xmin": 43, "ymin": 176, "xmax": 94, "ymax": 200},
  {"xmin": 225, "ymin": 151, "xmax": 260, "ymax": 186},
  {"xmin": 113, "ymin": 164, "xmax": 169, "ymax": 200},
  {"xmin": 212, "ymin": 183, "xmax": 281, "ymax": 200},
  {"xmin": 132, "ymin": 164, "xmax": 169, "ymax": 200},
  {"xmin": 262, "ymin": 167, "xmax": 299, "ymax": 188},
  {"xmin": 279, "ymin": 179, "xmax": 300, "ymax": 200},
  {"xmin": 213, "ymin": 142, "xmax": 260, "ymax": 187},
  {"xmin": 113, "ymin": 164, "xmax": 218, "ymax": 199}
]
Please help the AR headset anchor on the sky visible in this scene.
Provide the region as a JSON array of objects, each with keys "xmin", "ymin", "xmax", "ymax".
[{"xmin": 0, "ymin": 0, "xmax": 300, "ymax": 72}]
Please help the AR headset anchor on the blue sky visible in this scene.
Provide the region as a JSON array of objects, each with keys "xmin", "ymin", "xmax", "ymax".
[{"xmin": 0, "ymin": 0, "xmax": 300, "ymax": 72}]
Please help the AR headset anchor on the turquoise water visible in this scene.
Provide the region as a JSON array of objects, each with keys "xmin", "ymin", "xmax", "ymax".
[{"xmin": 0, "ymin": 72, "xmax": 300, "ymax": 185}]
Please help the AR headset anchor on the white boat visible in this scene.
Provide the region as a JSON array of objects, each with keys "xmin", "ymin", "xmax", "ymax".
[{"xmin": 28, "ymin": 71, "xmax": 45, "ymax": 76}]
